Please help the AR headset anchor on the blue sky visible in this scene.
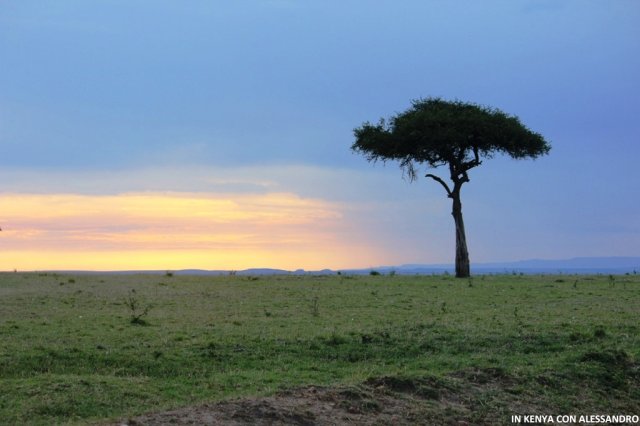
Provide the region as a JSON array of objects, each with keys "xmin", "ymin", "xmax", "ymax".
[{"xmin": 0, "ymin": 1, "xmax": 638, "ymax": 270}]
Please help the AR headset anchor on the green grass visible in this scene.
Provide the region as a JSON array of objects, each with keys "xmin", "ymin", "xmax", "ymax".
[{"xmin": 0, "ymin": 272, "xmax": 638, "ymax": 424}]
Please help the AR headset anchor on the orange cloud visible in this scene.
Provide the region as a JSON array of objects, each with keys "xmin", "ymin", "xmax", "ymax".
[{"xmin": 0, "ymin": 192, "xmax": 381, "ymax": 271}]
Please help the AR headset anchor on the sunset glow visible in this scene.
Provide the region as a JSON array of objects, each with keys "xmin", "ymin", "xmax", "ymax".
[{"xmin": 0, "ymin": 192, "xmax": 381, "ymax": 271}]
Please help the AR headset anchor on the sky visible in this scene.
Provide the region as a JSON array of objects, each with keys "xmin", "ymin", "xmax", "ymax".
[{"xmin": 1, "ymin": 1, "xmax": 639, "ymax": 271}]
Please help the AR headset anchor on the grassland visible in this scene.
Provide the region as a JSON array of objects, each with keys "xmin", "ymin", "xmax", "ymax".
[{"xmin": 0, "ymin": 272, "xmax": 638, "ymax": 424}]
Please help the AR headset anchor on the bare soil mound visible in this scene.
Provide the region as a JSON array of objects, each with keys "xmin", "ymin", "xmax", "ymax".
[{"xmin": 112, "ymin": 369, "xmax": 534, "ymax": 425}]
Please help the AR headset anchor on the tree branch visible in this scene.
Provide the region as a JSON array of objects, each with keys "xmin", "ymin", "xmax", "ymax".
[
  {"xmin": 426, "ymin": 173, "xmax": 453, "ymax": 197},
  {"xmin": 461, "ymin": 170, "xmax": 470, "ymax": 184},
  {"xmin": 462, "ymin": 146, "xmax": 482, "ymax": 171}
]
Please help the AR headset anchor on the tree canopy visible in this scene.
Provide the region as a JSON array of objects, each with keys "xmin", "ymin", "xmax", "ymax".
[{"xmin": 352, "ymin": 97, "xmax": 551, "ymax": 182}]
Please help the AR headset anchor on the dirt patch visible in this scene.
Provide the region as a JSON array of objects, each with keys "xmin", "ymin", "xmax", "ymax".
[
  {"xmin": 106, "ymin": 369, "xmax": 553, "ymax": 425},
  {"xmin": 110, "ymin": 384, "xmax": 429, "ymax": 426}
]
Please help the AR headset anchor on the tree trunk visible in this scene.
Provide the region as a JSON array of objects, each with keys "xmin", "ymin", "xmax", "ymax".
[{"xmin": 451, "ymin": 193, "xmax": 470, "ymax": 278}]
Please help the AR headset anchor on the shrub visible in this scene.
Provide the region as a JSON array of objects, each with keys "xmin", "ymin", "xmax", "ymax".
[{"xmin": 124, "ymin": 289, "xmax": 152, "ymax": 325}]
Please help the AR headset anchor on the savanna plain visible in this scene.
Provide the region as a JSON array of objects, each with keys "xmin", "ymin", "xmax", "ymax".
[{"xmin": 0, "ymin": 272, "xmax": 638, "ymax": 425}]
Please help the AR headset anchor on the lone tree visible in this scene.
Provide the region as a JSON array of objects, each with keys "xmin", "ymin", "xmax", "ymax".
[{"xmin": 352, "ymin": 98, "xmax": 550, "ymax": 278}]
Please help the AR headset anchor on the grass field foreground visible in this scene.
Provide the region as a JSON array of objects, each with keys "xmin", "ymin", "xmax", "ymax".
[{"xmin": 0, "ymin": 272, "xmax": 638, "ymax": 424}]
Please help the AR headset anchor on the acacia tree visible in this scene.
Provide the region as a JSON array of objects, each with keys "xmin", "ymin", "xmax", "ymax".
[{"xmin": 352, "ymin": 98, "xmax": 550, "ymax": 278}]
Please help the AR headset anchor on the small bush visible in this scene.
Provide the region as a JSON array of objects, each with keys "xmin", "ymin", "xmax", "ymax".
[
  {"xmin": 369, "ymin": 270, "xmax": 381, "ymax": 276},
  {"xmin": 124, "ymin": 289, "xmax": 152, "ymax": 325}
]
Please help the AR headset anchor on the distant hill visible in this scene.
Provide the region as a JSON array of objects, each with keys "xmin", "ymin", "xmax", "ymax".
[
  {"xmin": 40, "ymin": 256, "xmax": 640, "ymax": 276},
  {"xmin": 177, "ymin": 256, "xmax": 640, "ymax": 275},
  {"xmin": 286, "ymin": 256, "xmax": 640, "ymax": 275},
  {"xmin": 358, "ymin": 257, "xmax": 640, "ymax": 275},
  {"xmin": 474, "ymin": 257, "xmax": 640, "ymax": 273}
]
